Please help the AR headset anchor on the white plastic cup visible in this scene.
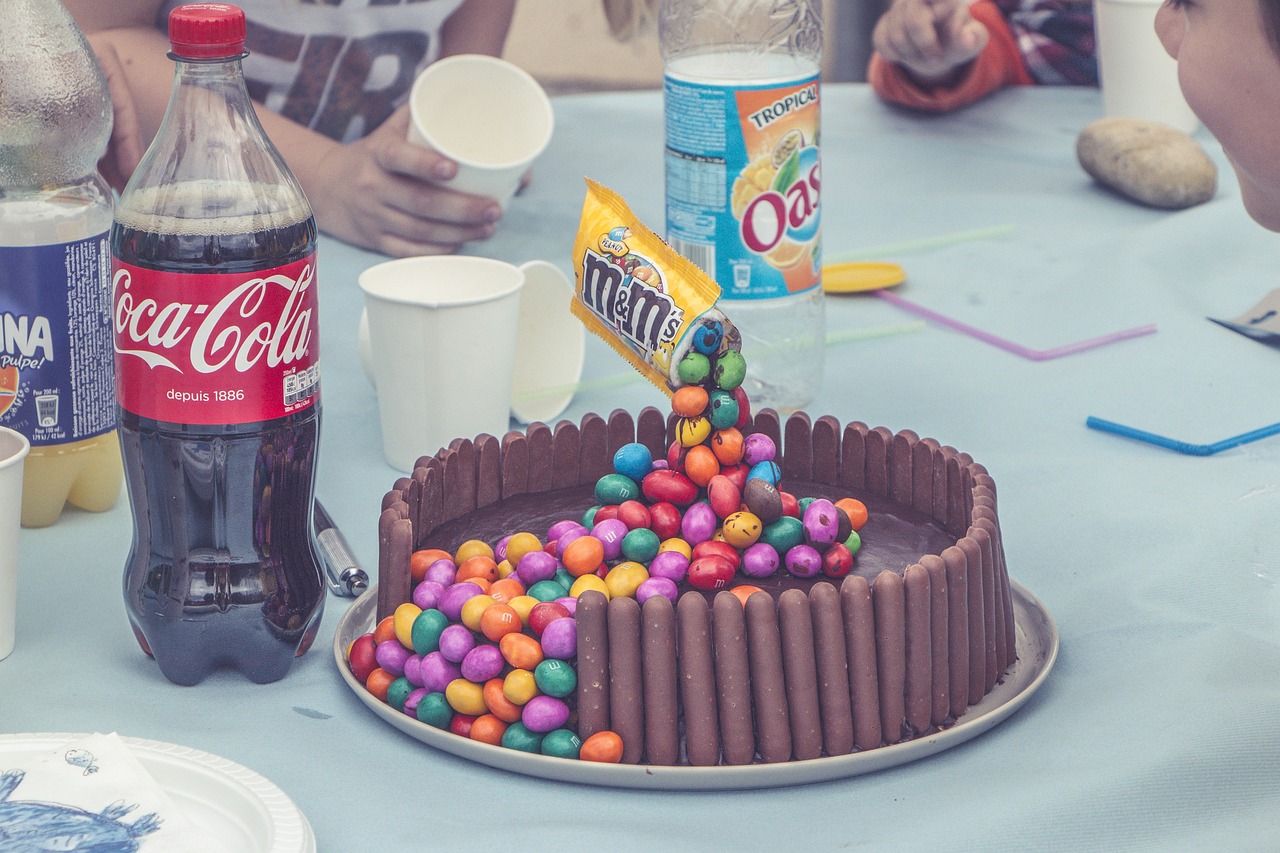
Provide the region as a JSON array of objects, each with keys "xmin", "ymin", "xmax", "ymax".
[
  {"xmin": 360, "ymin": 256, "xmax": 526, "ymax": 472},
  {"xmin": 0, "ymin": 427, "xmax": 30, "ymax": 661},
  {"xmin": 1094, "ymin": 0, "xmax": 1199, "ymax": 134},
  {"xmin": 408, "ymin": 54, "xmax": 555, "ymax": 205}
]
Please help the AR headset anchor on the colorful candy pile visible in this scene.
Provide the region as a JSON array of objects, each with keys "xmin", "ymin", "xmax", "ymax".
[{"xmin": 346, "ymin": 319, "xmax": 870, "ymax": 762}]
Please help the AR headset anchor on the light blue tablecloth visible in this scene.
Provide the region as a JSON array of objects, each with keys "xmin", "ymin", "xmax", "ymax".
[{"xmin": 6, "ymin": 85, "xmax": 1279, "ymax": 851}]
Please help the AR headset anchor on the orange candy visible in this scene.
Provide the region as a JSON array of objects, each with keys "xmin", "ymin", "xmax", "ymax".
[
  {"xmin": 682, "ymin": 445, "xmax": 721, "ymax": 487},
  {"xmin": 580, "ymin": 730, "xmax": 624, "ymax": 763},
  {"xmin": 499, "ymin": 632, "xmax": 545, "ymax": 670},
  {"xmin": 456, "ymin": 554, "xmax": 499, "ymax": 584},
  {"xmin": 488, "ymin": 577, "xmax": 526, "ymax": 604},
  {"xmin": 365, "ymin": 667, "xmax": 395, "ymax": 702},
  {"xmin": 479, "ymin": 603, "xmax": 523, "ymax": 642},
  {"xmin": 671, "ymin": 385, "xmax": 709, "ymax": 418},
  {"xmin": 728, "ymin": 584, "xmax": 764, "ymax": 607},
  {"xmin": 483, "ymin": 678, "xmax": 524, "ymax": 723},
  {"xmin": 710, "ymin": 428, "xmax": 744, "ymax": 465},
  {"xmin": 835, "ymin": 497, "xmax": 869, "ymax": 531},
  {"xmin": 410, "ymin": 548, "xmax": 452, "ymax": 583},
  {"xmin": 468, "ymin": 713, "xmax": 508, "ymax": 746},
  {"xmin": 561, "ymin": 535, "xmax": 605, "ymax": 577},
  {"xmin": 372, "ymin": 615, "xmax": 397, "ymax": 646}
]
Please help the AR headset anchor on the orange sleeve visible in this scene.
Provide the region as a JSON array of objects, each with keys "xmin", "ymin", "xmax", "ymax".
[{"xmin": 867, "ymin": 1, "xmax": 1034, "ymax": 113}]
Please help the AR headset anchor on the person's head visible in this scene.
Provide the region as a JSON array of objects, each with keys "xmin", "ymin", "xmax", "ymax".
[{"xmin": 1156, "ymin": 0, "xmax": 1280, "ymax": 230}]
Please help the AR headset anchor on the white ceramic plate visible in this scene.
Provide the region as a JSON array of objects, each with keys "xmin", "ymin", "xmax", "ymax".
[
  {"xmin": 0, "ymin": 733, "xmax": 316, "ymax": 852},
  {"xmin": 334, "ymin": 581, "xmax": 1058, "ymax": 790}
]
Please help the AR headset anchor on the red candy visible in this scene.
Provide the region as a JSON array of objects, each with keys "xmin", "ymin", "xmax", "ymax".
[
  {"xmin": 593, "ymin": 505, "xmax": 620, "ymax": 523},
  {"xmin": 450, "ymin": 713, "xmax": 477, "ymax": 738},
  {"xmin": 780, "ymin": 490, "xmax": 801, "ymax": 519},
  {"xmin": 821, "ymin": 542, "xmax": 854, "ymax": 578},
  {"xmin": 686, "ymin": 554, "xmax": 736, "ymax": 591},
  {"xmin": 692, "ymin": 539, "xmax": 741, "ymax": 571},
  {"xmin": 348, "ymin": 634, "xmax": 377, "ymax": 683},
  {"xmin": 642, "ymin": 469, "xmax": 699, "ymax": 506},
  {"xmin": 648, "ymin": 501, "xmax": 683, "ymax": 541},
  {"xmin": 705, "ymin": 474, "xmax": 742, "ymax": 520},
  {"xmin": 720, "ymin": 462, "xmax": 750, "ymax": 492},
  {"xmin": 616, "ymin": 499, "xmax": 651, "ymax": 531},
  {"xmin": 529, "ymin": 601, "xmax": 571, "ymax": 635}
]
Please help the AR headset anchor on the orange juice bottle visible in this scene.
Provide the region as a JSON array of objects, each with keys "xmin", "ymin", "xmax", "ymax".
[{"xmin": 0, "ymin": 0, "xmax": 124, "ymax": 527}]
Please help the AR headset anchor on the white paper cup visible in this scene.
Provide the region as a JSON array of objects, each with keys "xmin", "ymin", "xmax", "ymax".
[
  {"xmin": 1094, "ymin": 0, "xmax": 1199, "ymax": 134},
  {"xmin": 0, "ymin": 427, "xmax": 30, "ymax": 661},
  {"xmin": 358, "ymin": 259, "xmax": 585, "ymax": 466},
  {"xmin": 359, "ymin": 256, "xmax": 524, "ymax": 472},
  {"xmin": 408, "ymin": 54, "xmax": 554, "ymax": 205}
]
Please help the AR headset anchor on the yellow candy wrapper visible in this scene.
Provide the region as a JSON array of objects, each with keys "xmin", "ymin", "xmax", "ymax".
[{"xmin": 572, "ymin": 179, "xmax": 740, "ymax": 395}]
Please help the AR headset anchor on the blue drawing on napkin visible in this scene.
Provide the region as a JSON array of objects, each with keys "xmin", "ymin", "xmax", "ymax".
[
  {"xmin": 65, "ymin": 749, "xmax": 99, "ymax": 776},
  {"xmin": 1210, "ymin": 288, "xmax": 1280, "ymax": 350},
  {"xmin": 0, "ymin": 769, "xmax": 162, "ymax": 852}
]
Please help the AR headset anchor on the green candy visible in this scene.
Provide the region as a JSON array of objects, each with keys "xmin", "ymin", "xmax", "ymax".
[
  {"xmin": 712, "ymin": 349, "xmax": 747, "ymax": 390},
  {"xmin": 501, "ymin": 722, "xmax": 545, "ymax": 753},
  {"xmin": 845, "ymin": 529, "xmax": 863, "ymax": 556},
  {"xmin": 677, "ymin": 351, "xmax": 711, "ymax": 385},
  {"xmin": 540, "ymin": 728, "xmax": 583, "ymax": 759},
  {"xmin": 594, "ymin": 473, "xmax": 640, "ymax": 506},
  {"xmin": 798, "ymin": 496, "xmax": 817, "ymax": 515},
  {"xmin": 410, "ymin": 608, "xmax": 450, "ymax": 655},
  {"xmin": 534, "ymin": 658, "xmax": 578, "ymax": 698},
  {"xmin": 621, "ymin": 527, "xmax": 660, "ymax": 563},
  {"xmin": 386, "ymin": 677, "xmax": 413, "ymax": 712},
  {"xmin": 760, "ymin": 515, "xmax": 804, "ymax": 553},
  {"xmin": 528, "ymin": 579, "xmax": 568, "ymax": 602},
  {"xmin": 553, "ymin": 567, "xmax": 575, "ymax": 590},
  {"xmin": 582, "ymin": 505, "xmax": 600, "ymax": 527},
  {"xmin": 707, "ymin": 389, "xmax": 739, "ymax": 429},
  {"xmin": 416, "ymin": 692, "xmax": 453, "ymax": 728}
]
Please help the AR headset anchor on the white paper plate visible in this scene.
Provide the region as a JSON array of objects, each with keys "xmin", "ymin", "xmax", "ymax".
[
  {"xmin": 0, "ymin": 733, "xmax": 316, "ymax": 852},
  {"xmin": 334, "ymin": 581, "xmax": 1058, "ymax": 790}
]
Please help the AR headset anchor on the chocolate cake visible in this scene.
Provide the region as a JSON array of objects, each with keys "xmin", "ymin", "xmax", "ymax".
[{"xmin": 368, "ymin": 407, "xmax": 1015, "ymax": 765}]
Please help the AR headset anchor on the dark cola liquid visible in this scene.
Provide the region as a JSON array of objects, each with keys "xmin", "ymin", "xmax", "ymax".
[{"xmin": 113, "ymin": 185, "xmax": 324, "ymax": 685}]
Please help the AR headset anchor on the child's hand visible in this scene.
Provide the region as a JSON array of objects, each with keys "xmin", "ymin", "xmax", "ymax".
[{"xmin": 872, "ymin": 0, "xmax": 990, "ymax": 85}]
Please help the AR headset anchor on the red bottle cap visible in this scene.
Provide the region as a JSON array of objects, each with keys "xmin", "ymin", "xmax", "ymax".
[{"xmin": 168, "ymin": 3, "xmax": 247, "ymax": 60}]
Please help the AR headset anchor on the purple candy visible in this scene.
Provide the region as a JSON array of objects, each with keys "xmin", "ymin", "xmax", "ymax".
[
  {"xmin": 419, "ymin": 651, "xmax": 461, "ymax": 693},
  {"xmin": 648, "ymin": 550, "xmax": 690, "ymax": 583},
  {"xmin": 424, "ymin": 558, "xmax": 458, "ymax": 587},
  {"xmin": 412, "ymin": 579, "xmax": 445, "ymax": 611},
  {"xmin": 554, "ymin": 526, "xmax": 587, "ymax": 556},
  {"xmin": 554, "ymin": 596, "xmax": 578, "ymax": 617},
  {"xmin": 802, "ymin": 498, "xmax": 841, "ymax": 550},
  {"xmin": 681, "ymin": 502, "xmax": 718, "ymax": 545},
  {"xmin": 517, "ymin": 549, "xmax": 558, "ymax": 585},
  {"xmin": 460, "ymin": 643, "xmax": 505, "ymax": 683},
  {"xmin": 540, "ymin": 616, "xmax": 577, "ymax": 660},
  {"xmin": 437, "ymin": 581, "xmax": 483, "ymax": 621},
  {"xmin": 741, "ymin": 542, "xmax": 781, "ymax": 578},
  {"xmin": 374, "ymin": 640, "xmax": 411, "ymax": 677},
  {"xmin": 494, "ymin": 534, "xmax": 512, "ymax": 564},
  {"xmin": 636, "ymin": 576, "xmax": 679, "ymax": 604},
  {"xmin": 438, "ymin": 623, "xmax": 476, "ymax": 663},
  {"xmin": 785, "ymin": 544, "xmax": 823, "ymax": 578},
  {"xmin": 402, "ymin": 687, "xmax": 428, "ymax": 717},
  {"xmin": 651, "ymin": 459, "xmax": 669, "ymax": 470},
  {"xmin": 591, "ymin": 518, "xmax": 629, "ymax": 561},
  {"xmin": 522, "ymin": 695, "xmax": 571, "ymax": 733},
  {"xmin": 403, "ymin": 653, "xmax": 424, "ymax": 686},
  {"xmin": 742, "ymin": 432, "xmax": 777, "ymax": 466},
  {"xmin": 547, "ymin": 519, "xmax": 585, "ymax": 542}
]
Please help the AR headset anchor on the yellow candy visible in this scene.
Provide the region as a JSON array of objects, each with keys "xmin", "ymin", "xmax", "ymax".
[
  {"xmin": 445, "ymin": 678, "xmax": 488, "ymax": 716},
  {"xmin": 496, "ymin": 559, "xmax": 515, "ymax": 579},
  {"xmin": 722, "ymin": 511, "xmax": 763, "ymax": 549},
  {"xmin": 507, "ymin": 594, "xmax": 539, "ymax": 626},
  {"xmin": 503, "ymin": 668, "xmax": 540, "ymax": 705},
  {"xmin": 455, "ymin": 538, "xmax": 494, "ymax": 564},
  {"xmin": 605, "ymin": 561, "xmax": 649, "ymax": 599},
  {"xmin": 570, "ymin": 573, "xmax": 610, "ymax": 600},
  {"xmin": 459, "ymin": 594, "xmax": 497, "ymax": 632},
  {"xmin": 675, "ymin": 416, "xmax": 712, "ymax": 447},
  {"xmin": 504, "ymin": 532, "xmax": 543, "ymax": 569},
  {"xmin": 659, "ymin": 537, "xmax": 692, "ymax": 558},
  {"xmin": 393, "ymin": 602, "xmax": 422, "ymax": 649}
]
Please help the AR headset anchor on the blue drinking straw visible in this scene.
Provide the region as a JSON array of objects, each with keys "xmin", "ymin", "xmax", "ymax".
[{"xmin": 1085, "ymin": 416, "xmax": 1280, "ymax": 456}]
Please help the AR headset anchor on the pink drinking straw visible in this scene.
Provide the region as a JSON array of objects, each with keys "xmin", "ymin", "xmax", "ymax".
[{"xmin": 873, "ymin": 290, "xmax": 1157, "ymax": 361}]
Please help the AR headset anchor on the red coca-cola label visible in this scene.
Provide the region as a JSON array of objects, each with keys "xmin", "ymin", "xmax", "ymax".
[{"xmin": 112, "ymin": 254, "xmax": 319, "ymax": 424}]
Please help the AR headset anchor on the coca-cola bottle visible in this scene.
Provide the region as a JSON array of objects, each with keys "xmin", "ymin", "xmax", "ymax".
[{"xmin": 111, "ymin": 3, "xmax": 324, "ymax": 685}]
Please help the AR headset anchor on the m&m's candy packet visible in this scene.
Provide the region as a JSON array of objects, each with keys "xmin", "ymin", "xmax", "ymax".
[{"xmin": 572, "ymin": 179, "xmax": 741, "ymax": 395}]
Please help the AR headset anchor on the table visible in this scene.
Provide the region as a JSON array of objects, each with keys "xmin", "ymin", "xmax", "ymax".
[{"xmin": 7, "ymin": 85, "xmax": 1280, "ymax": 851}]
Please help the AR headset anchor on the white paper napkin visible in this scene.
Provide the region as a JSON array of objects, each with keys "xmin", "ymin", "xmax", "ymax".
[{"xmin": 0, "ymin": 732, "xmax": 225, "ymax": 852}]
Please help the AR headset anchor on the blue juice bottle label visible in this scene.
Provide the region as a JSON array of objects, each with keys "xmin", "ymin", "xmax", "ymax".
[
  {"xmin": 0, "ymin": 233, "xmax": 116, "ymax": 447},
  {"xmin": 664, "ymin": 67, "xmax": 822, "ymax": 300}
]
